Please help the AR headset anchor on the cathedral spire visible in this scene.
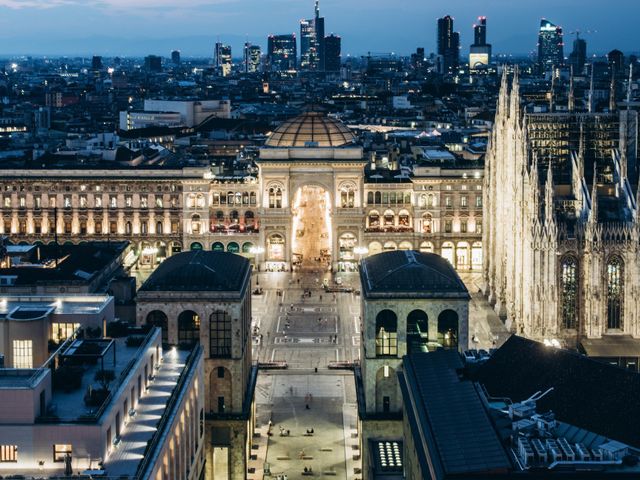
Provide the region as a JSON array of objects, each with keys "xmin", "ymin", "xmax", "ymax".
[
  {"xmin": 544, "ymin": 162, "xmax": 555, "ymax": 225},
  {"xmin": 588, "ymin": 65, "xmax": 595, "ymax": 113},
  {"xmin": 590, "ymin": 164, "xmax": 598, "ymax": 223},
  {"xmin": 627, "ymin": 63, "xmax": 634, "ymax": 107},
  {"xmin": 568, "ymin": 67, "xmax": 575, "ymax": 112},
  {"xmin": 510, "ymin": 66, "xmax": 520, "ymax": 118},
  {"xmin": 609, "ymin": 73, "xmax": 617, "ymax": 112},
  {"xmin": 497, "ymin": 67, "xmax": 509, "ymax": 118}
]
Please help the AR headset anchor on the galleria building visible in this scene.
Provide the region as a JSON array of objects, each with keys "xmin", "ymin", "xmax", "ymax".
[{"xmin": 0, "ymin": 111, "xmax": 484, "ymax": 275}]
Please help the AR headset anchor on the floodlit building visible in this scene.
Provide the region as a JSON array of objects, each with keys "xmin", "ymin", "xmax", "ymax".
[
  {"xmin": 136, "ymin": 250, "xmax": 256, "ymax": 480},
  {"xmin": 354, "ymin": 250, "xmax": 470, "ymax": 478}
]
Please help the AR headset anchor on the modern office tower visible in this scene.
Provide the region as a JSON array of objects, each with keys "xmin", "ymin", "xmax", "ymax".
[
  {"xmin": 324, "ymin": 34, "xmax": 341, "ymax": 72},
  {"xmin": 215, "ymin": 42, "xmax": 232, "ymax": 77},
  {"xmin": 244, "ymin": 42, "xmax": 261, "ymax": 73},
  {"xmin": 411, "ymin": 47, "xmax": 425, "ymax": 69},
  {"xmin": 437, "ymin": 15, "xmax": 460, "ymax": 74},
  {"xmin": 568, "ymin": 36, "xmax": 587, "ymax": 73},
  {"xmin": 171, "ymin": 49, "xmax": 181, "ymax": 65},
  {"xmin": 469, "ymin": 16, "xmax": 492, "ymax": 69},
  {"xmin": 91, "ymin": 55, "xmax": 102, "ymax": 71},
  {"xmin": 143, "ymin": 55, "xmax": 162, "ymax": 73},
  {"xmin": 268, "ymin": 34, "xmax": 297, "ymax": 72},
  {"xmin": 608, "ymin": 49, "xmax": 625, "ymax": 76},
  {"xmin": 538, "ymin": 19, "xmax": 564, "ymax": 72},
  {"xmin": 300, "ymin": 0, "xmax": 325, "ymax": 70}
]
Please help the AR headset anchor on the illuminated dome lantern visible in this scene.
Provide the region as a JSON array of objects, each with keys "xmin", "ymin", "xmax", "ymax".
[{"xmin": 264, "ymin": 111, "xmax": 356, "ymax": 148}]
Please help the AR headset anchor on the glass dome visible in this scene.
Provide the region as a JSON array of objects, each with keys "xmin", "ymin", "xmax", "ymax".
[{"xmin": 264, "ymin": 111, "xmax": 356, "ymax": 148}]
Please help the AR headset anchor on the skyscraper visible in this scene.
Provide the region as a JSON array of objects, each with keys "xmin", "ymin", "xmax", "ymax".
[
  {"xmin": 244, "ymin": 43, "xmax": 261, "ymax": 73},
  {"xmin": 144, "ymin": 55, "xmax": 162, "ymax": 73},
  {"xmin": 91, "ymin": 55, "xmax": 103, "ymax": 71},
  {"xmin": 608, "ymin": 49, "xmax": 625, "ymax": 76},
  {"xmin": 469, "ymin": 16, "xmax": 492, "ymax": 69},
  {"xmin": 568, "ymin": 36, "xmax": 587, "ymax": 74},
  {"xmin": 437, "ymin": 15, "xmax": 460, "ymax": 74},
  {"xmin": 171, "ymin": 50, "xmax": 181, "ymax": 65},
  {"xmin": 215, "ymin": 42, "xmax": 232, "ymax": 77},
  {"xmin": 324, "ymin": 34, "xmax": 341, "ymax": 72},
  {"xmin": 300, "ymin": 0, "xmax": 325, "ymax": 71},
  {"xmin": 268, "ymin": 34, "xmax": 297, "ymax": 72},
  {"xmin": 538, "ymin": 19, "xmax": 564, "ymax": 72}
]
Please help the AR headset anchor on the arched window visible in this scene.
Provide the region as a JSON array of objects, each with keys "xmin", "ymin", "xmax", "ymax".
[
  {"xmin": 249, "ymin": 192, "xmax": 257, "ymax": 205},
  {"xmin": 374, "ymin": 191, "xmax": 381, "ymax": 204},
  {"xmin": 178, "ymin": 311, "xmax": 200, "ymax": 346},
  {"xmin": 422, "ymin": 213, "xmax": 433, "ymax": 234},
  {"xmin": 368, "ymin": 210, "xmax": 380, "ymax": 229},
  {"xmin": 146, "ymin": 310, "xmax": 168, "ymax": 343},
  {"xmin": 156, "ymin": 221, "xmax": 163, "ymax": 235},
  {"xmin": 398, "ymin": 209, "xmax": 410, "ymax": 228},
  {"xmin": 437, "ymin": 310, "xmax": 458, "ymax": 349},
  {"xmin": 383, "ymin": 209, "xmax": 395, "ymax": 227},
  {"xmin": 418, "ymin": 194, "xmax": 427, "ymax": 208},
  {"xmin": 268, "ymin": 186, "xmax": 283, "ymax": 208},
  {"xmin": 210, "ymin": 311, "xmax": 231, "ymax": 357},
  {"xmin": 191, "ymin": 214, "xmax": 201, "ymax": 234},
  {"xmin": 141, "ymin": 221, "xmax": 148, "ymax": 234},
  {"xmin": 375, "ymin": 310, "xmax": 397, "ymax": 356},
  {"xmin": 235, "ymin": 192, "xmax": 242, "ymax": 206},
  {"xmin": 125, "ymin": 221, "xmax": 132, "ymax": 235},
  {"xmin": 407, "ymin": 310, "xmax": 428, "ymax": 354},
  {"xmin": 607, "ymin": 257, "xmax": 624, "ymax": 330},
  {"xmin": 196, "ymin": 194, "xmax": 205, "ymax": 208},
  {"xmin": 242, "ymin": 192, "xmax": 249, "ymax": 205},
  {"xmin": 367, "ymin": 192, "xmax": 374, "ymax": 205},
  {"xmin": 560, "ymin": 256, "xmax": 578, "ymax": 329},
  {"xmin": 230, "ymin": 210, "xmax": 239, "ymax": 223},
  {"xmin": 227, "ymin": 191, "xmax": 234, "ymax": 205}
]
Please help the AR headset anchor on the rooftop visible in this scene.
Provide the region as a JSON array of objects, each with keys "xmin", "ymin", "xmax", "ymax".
[
  {"xmin": 359, "ymin": 250, "xmax": 469, "ymax": 299},
  {"xmin": 139, "ymin": 250, "xmax": 251, "ymax": 293},
  {"xmin": 264, "ymin": 111, "xmax": 356, "ymax": 148},
  {"xmin": 474, "ymin": 335, "xmax": 640, "ymax": 449},
  {"xmin": 0, "ymin": 295, "xmax": 112, "ymax": 318}
]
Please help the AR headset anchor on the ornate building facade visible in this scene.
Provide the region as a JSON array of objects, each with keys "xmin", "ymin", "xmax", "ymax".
[
  {"xmin": 484, "ymin": 71, "xmax": 640, "ymax": 352},
  {"xmin": 0, "ymin": 112, "xmax": 483, "ymax": 274}
]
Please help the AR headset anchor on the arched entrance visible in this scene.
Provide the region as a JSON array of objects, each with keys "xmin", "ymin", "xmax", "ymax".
[
  {"xmin": 291, "ymin": 185, "xmax": 332, "ymax": 270},
  {"xmin": 438, "ymin": 310, "xmax": 459, "ymax": 349}
]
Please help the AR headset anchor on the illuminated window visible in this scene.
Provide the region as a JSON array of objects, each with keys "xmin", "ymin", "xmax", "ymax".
[
  {"xmin": 52, "ymin": 323, "xmax": 80, "ymax": 343},
  {"xmin": 53, "ymin": 444, "xmax": 72, "ymax": 463},
  {"xmin": 560, "ymin": 257, "xmax": 578, "ymax": 329},
  {"xmin": 0, "ymin": 445, "xmax": 17, "ymax": 462},
  {"xmin": 178, "ymin": 311, "xmax": 200, "ymax": 346},
  {"xmin": 375, "ymin": 310, "xmax": 397, "ymax": 356},
  {"xmin": 607, "ymin": 257, "xmax": 624, "ymax": 330},
  {"xmin": 95, "ymin": 196, "xmax": 102, "ymax": 208},
  {"xmin": 13, "ymin": 340, "xmax": 32, "ymax": 369}
]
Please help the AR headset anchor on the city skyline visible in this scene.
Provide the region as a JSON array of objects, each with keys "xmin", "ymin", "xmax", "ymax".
[{"xmin": 0, "ymin": 0, "xmax": 638, "ymax": 57}]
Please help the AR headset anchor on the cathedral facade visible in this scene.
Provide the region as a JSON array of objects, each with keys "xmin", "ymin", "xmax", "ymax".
[{"xmin": 484, "ymin": 71, "xmax": 640, "ymax": 352}]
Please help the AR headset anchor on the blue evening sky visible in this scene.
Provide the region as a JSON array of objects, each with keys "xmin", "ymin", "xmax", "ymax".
[{"xmin": 0, "ymin": 0, "xmax": 637, "ymax": 57}]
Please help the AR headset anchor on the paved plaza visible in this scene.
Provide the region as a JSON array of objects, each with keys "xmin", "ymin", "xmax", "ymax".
[{"xmin": 250, "ymin": 267, "xmax": 510, "ymax": 479}]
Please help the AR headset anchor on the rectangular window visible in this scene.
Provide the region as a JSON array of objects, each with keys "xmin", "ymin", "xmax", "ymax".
[
  {"xmin": 63, "ymin": 196, "xmax": 71, "ymax": 209},
  {"xmin": 460, "ymin": 196, "xmax": 468, "ymax": 207},
  {"xmin": 13, "ymin": 340, "xmax": 32, "ymax": 369},
  {"xmin": 35, "ymin": 197, "xmax": 41, "ymax": 209},
  {"xmin": 95, "ymin": 196, "xmax": 103, "ymax": 208},
  {"xmin": 476, "ymin": 221, "xmax": 482, "ymax": 234},
  {"xmin": 476, "ymin": 196, "xmax": 482, "ymax": 208},
  {"xmin": 53, "ymin": 444, "xmax": 72, "ymax": 463},
  {"xmin": 210, "ymin": 311, "xmax": 231, "ymax": 358},
  {"xmin": 80, "ymin": 196, "xmax": 87, "ymax": 208},
  {"xmin": 445, "ymin": 196, "xmax": 452, "ymax": 207},
  {"xmin": 375, "ymin": 331, "xmax": 397, "ymax": 356},
  {"xmin": 52, "ymin": 323, "xmax": 80, "ymax": 343},
  {"xmin": 110, "ymin": 196, "xmax": 117, "ymax": 208},
  {"xmin": 125, "ymin": 196, "xmax": 132, "ymax": 208},
  {"xmin": 140, "ymin": 196, "xmax": 148, "ymax": 209},
  {"xmin": 0, "ymin": 445, "xmax": 17, "ymax": 462},
  {"xmin": 156, "ymin": 197, "xmax": 163, "ymax": 208},
  {"xmin": 49, "ymin": 196, "xmax": 56, "ymax": 208},
  {"xmin": 3, "ymin": 197, "xmax": 10, "ymax": 208},
  {"xmin": 461, "ymin": 220, "xmax": 467, "ymax": 233},
  {"xmin": 445, "ymin": 220, "xmax": 452, "ymax": 233}
]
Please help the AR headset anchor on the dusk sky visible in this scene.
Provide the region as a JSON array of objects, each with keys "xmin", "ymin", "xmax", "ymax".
[{"xmin": 0, "ymin": 0, "xmax": 638, "ymax": 57}]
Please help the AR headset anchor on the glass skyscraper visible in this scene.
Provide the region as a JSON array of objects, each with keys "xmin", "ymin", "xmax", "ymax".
[
  {"xmin": 538, "ymin": 19, "xmax": 564, "ymax": 72},
  {"xmin": 324, "ymin": 34, "xmax": 341, "ymax": 72},
  {"xmin": 244, "ymin": 43, "xmax": 261, "ymax": 73},
  {"xmin": 437, "ymin": 15, "xmax": 460, "ymax": 74},
  {"xmin": 300, "ymin": 0, "xmax": 325, "ymax": 71},
  {"xmin": 268, "ymin": 34, "xmax": 297, "ymax": 72}
]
